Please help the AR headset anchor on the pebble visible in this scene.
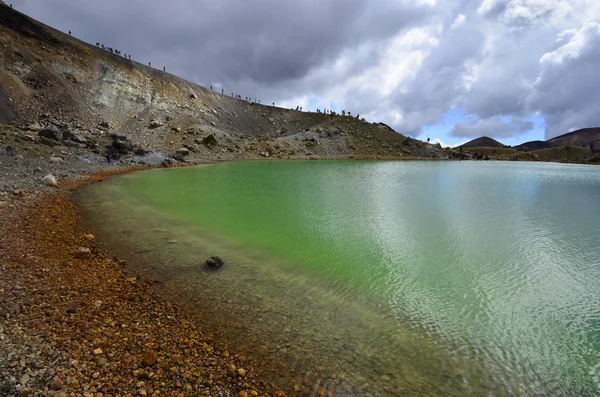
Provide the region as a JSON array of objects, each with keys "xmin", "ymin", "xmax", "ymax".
[
  {"xmin": 74, "ymin": 247, "xmax": 91, "ymax": 259},
  {"xmin": 142, "ymin": 351, "xmax": 157, "ymax": 367},
  {"xmin": 41, "ymin": 174, "xmax": 59, "ymax": 188},
  {"xmin": 66, "ymin": 307, "xmax": 76, "ymax": 314},
  {"xmin": 93, "ymin": 348, "xmax": 103, "ymax": 355},
  {"xmin": 51, "ymin": 378, "xmax": 63, "ymax": 390},
  {"xmin": 237, "ymin": 368, "xmax": 247, "ymax": 377}
]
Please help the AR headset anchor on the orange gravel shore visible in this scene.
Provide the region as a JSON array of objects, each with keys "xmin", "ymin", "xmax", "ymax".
[{"xmin": 0, "ymin": 168, "xmax": 291, "ymax": 397}]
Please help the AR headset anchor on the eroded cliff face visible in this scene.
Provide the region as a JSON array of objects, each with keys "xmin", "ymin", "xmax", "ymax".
[{"xmin": 0, "ymin": 6, "xmax": 442, "ymax": 161}]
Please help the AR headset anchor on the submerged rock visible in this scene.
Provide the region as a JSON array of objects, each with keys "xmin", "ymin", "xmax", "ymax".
[{"xmin": 206, "ymin": 256, "xmax": 224, "ymax": 269}]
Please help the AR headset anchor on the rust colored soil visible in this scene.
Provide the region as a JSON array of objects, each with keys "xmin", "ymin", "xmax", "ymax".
[{"xmin": 0, "ymin": 168, "xmax": 288, "ymax": 397}]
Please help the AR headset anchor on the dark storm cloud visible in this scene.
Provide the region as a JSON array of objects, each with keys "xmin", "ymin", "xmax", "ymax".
[
  {"xmin": 450, "ymin": 116, "xmax": 533, "ymax": 138},
  {"xmin": 18, "ymin": 0, "xmax": 431, "ymax": 85},
  {"xmin": 13, "ymin": 0, "xmax": 600, "ymax": 140}
]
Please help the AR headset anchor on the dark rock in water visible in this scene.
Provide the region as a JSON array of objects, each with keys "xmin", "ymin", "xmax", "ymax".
[
  {"xmin": 38, "ymin": 125, "xmax": 62, "ymax": 141},
  {"xmin": 206, "ymin": 256, "xmax": 224, "ymax": 269},
  {"xmin": 202, "ymin": 134, "xmax": 218, "ymax": 146}
]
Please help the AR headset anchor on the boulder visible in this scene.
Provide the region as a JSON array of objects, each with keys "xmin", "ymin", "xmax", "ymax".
[
  {"xmin": 111, "ymin": 136, "xmax": 134, "ymax": 154},
  {"xmin": 41, "ymin": 174, "xmax": 59, "ymax": 188},
  {"xmin": 189, "ymin": 93, "xmax": 197, "ymax": 99},
  {"xmin": 62, "ymin": 129, "xmax": 75, "ymax": 141},
  {"xmin": 206, "ymin": 256, "xmax": 224, "ymax": 269},
  {"xmin": 175, "ymin": 147, "xmax": 190, "ymax": 157},
  {"xmin": 38, "ymin": 126, "xmax": 62, "ymax": 141},
  {"xmin": 134, "ymin": 147, "xmax": 148, "ymax": 156},
  {"xmin": 70, "ymin": 134, "xmax": 87, "ymax": 144},
  {"xmin": 172, "ymin": 153, "xmax": 186, "ymax": 162},
  {"xmin": 39, "ymin": 137, "xmax": 57, "ymax": 147},
  {"xmin": 202, "ymin": 134, "xmax": 218, "ymax": 146},
  {"xmin": 148, "ymin": 120, "xmax": 163, "ymax": 129},
  {"xmin": 269, "ymin": 117, "xmax": 275, "ymax": 123}
]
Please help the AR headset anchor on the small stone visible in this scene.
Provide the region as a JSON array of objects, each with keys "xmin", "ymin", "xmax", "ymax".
[
  {"xmin": 141, "ymin": 351, "xmax": 157, "ymax": 367},
  {"xmin": 237, "ymin": 368, "xmax": 247, "ymax": 377},
  {"xmin": 227, "ymin": 364, "xmax": 237, "ymax": 377},
  {"xmin": 51, "ymin": 378, "xmax": 63, "ymax": 390},
  {"xmin": 66, "ymin": 307, "xmax": 77, "ymax": 314},
  {"xmin": 83, "ymin": 233, "xmax": 95, "ymax": 241},
  {"xmin": 93, "ymin": 348, "xmax": 103, "ymax": 355},
  {"xmin": 74, "ymin": 247, "xmax": 91, "ymax": 259},
  {"xmin": 135, "ymin": 370, "xmax": 150, "ymax": 380},
  {"xmin": 9, "ymin": 360, "xmax": 18, "ymax": 368},
  {"xmin": 17, "ymin": 388, "xmax": 31, "ymax": 397},
  {"xmin": 41, "ymin": 174, "xmax": 59, "ymax": 188},
  {"xmin": 237, "ymin": 392, "xmax": 248, "ymax": 397},
  {"xmin": 49, "ymin": 156, "xmax": 64, "ymax": 162}
]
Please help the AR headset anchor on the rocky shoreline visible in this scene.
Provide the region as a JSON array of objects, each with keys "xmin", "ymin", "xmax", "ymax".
[{"xmin": 0, "ymin": 169, "xmax": 291, "ymax": 397}]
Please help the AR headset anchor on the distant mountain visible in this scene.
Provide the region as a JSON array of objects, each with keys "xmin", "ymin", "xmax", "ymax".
[
  {"xmin": 548, "ymin": 128, "xmax": 600, "ymax": 147},
  {"xmin": 514, "ymin": 140, "xmax": 558, "ymax": 151},
  {"xmin": 458, "ymin": 136, "xmax": 507, "ymax": 149}
]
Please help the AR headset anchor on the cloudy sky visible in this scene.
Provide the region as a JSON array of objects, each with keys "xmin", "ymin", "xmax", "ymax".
[{"xmin": 15, "ymin": 0, "xmax": 600, "ymax": 147}]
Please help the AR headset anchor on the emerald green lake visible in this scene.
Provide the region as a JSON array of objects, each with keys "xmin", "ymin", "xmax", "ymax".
[{"xmin": 79, "ymin": 160, "xmax": 600, "ymax": 396}]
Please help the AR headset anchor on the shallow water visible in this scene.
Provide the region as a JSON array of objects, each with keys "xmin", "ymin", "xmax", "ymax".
[{"xmin": 79, "ymin": 160, "xmax": 600, "ymax": 396}]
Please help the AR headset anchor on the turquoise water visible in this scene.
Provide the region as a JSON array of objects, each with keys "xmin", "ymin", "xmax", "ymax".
[{"xmin": 79, "ymin": 161, "xmax": 600, "ymax": 396}]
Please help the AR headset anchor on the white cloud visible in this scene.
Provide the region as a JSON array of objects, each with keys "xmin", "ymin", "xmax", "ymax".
[
  {"xmin": 430, "ymin": 138, "xmax": 465, "ymax": 148},
  {"xmin": 451, "ymin": 14, "xmax": 467, "ymax": 29}
]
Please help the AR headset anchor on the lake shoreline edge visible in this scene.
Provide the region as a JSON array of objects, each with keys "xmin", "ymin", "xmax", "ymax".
[{"xmin": 0, "ymin": 164, "xmax": 304, "ymax": 397}]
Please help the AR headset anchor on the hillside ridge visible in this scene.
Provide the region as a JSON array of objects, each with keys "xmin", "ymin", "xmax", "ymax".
[{"xmin": 0, "ymin": 5, "xmax": 445, "ymax": 163}]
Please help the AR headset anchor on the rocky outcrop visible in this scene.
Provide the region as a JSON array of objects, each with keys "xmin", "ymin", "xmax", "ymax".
[{"xmin": 38, "ymin": 126, "xmax": 62, "ymax": 141}]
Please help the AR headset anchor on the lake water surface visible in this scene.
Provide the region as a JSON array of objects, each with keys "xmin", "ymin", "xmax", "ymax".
[{"xmin": 79, "ymin": 161, "xmax": 600, "ymax": 396}]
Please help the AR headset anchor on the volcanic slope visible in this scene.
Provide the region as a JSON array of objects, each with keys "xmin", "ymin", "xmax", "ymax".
[{"xmin": 0, "ymin": 5, "xmax": 442, "ymax": 161}]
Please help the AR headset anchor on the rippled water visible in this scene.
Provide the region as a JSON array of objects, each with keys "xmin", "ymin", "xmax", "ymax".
[{"xmin": 79, "ymin": 161, "xmax": 600, "ymax": 396}]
